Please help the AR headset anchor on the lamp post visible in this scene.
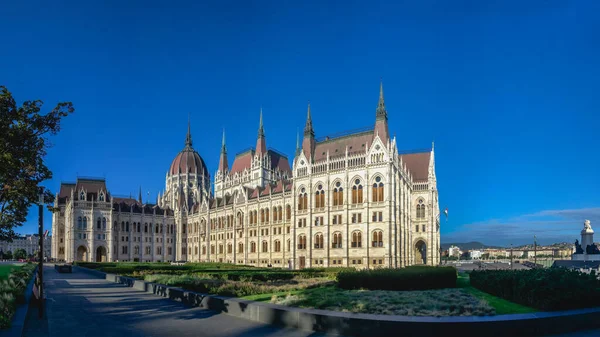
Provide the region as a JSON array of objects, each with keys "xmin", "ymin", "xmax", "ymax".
[{"xmin": 37, "ymin": 187, "xmax": 44, "ymax": 319}]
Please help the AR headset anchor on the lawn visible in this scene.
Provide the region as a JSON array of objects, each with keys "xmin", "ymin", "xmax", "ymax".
[{"xmin": 0, "ymin": 264, "xmax": 18, "ymax": 280}]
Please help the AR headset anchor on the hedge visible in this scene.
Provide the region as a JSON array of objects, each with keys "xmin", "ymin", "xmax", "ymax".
[
  {"xmin": 0, "ymin": 263, "xmax": 36, "ymax": 329},
  {"xmin": 470, "ymin": 268, "xmax": 600, "ymax": 311},
  {"xmin": 337, "ymin": 266, "xmax": 457, "ymax": 291}
]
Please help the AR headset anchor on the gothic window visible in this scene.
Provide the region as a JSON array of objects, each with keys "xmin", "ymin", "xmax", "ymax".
[
  {"xmin": 250, "ymin": 242, "xmax": 256, "ymax": 253},
  {"xmin": 298, "ymin": 188, "xmax": 308, "ymax": 210},
  {"xmin": 314, "ymin": 233, "xmax": 324, "ymax": 249},
  {"xmin": 297, "ymin": 235, "xmax": 306, "ymax": 249},
  {"xmin": 78, "ymin": 217, "xmax": 82, "ymax": 230},
  {"xmin": 351, "ymin": 231, "xmax": 362, "ymax": 248},
  {"xmin": 98, "ymin": 193, "xmax": 104, "ymax": 201},
  {"xmin": 332, "ymin": 232, "xmax": 342, "ymax": 248},
  {"xmin": 372, "ymin": 177, "xmax": 384, "ymax": 202},
  {"xmin": 261, "ymin": 209, "xmax": 265, "ymax": 224},
  {"xmin": 315, "ymin": 184, "xmax": 325, "ymax": 208},
  {"xmin": 286, "ymin": 205, "xmax": 291, "ymax": 220},
  {"xmin": 274, "ymin": 240, "xmax": 281, "ymax": 252},
  {"xmin": 261, "ymin": 241, "xmax": 268, "ymax": 253},
  {"xmin": 333, "ymin": 181, "xmax": 343, "ymax": 206},
  {"xmin": 83, "ymin": 217, "xmax": 87, "ymax": 229},
  {"xmin": 238, "ymin": 242, "xmax": 243, "ymax": 253},
  {"xmin": 228, "ymin": 244, "xmax": 232, "ymax": 254},
  {"xmin": 137, "ymin": 223, "xmax": 141, "ymax": 233},
  {"xmin": 145, "ymin": 223, "xmax": 148, "ymax": 233},
  {"xmin": 372, "ymin": 230, "xmax": 383, "ymax": 247},
  {"xmin": 102, "ymin": 218, "xmax": 106, "ymax": 230},
  {"xmin": 277, "ymin": 206, "xmax": 283, "ymax": 221},
  {"xmin": 287, "ymin": 239, "xmax": 290, "ymax": 252},
  {"xmin": 237, "ymin": 212, "xmax": 244, "ymax": 226},
  {"xmin": 352, "ymin": 179, "xmax": 363, "ymax": 204},
  {"xmin": 265, "ymin": 208, "xmax": 270, "ymax": 224},
  {"xmin": 126, "ymin": 222, "xmax": 129, "ymax": 232},
  {"xmin": 80, "ymin": 191, "xmax": 85, "ymax": 200},
  {"xmin": 417, "ymin": 199, "xmax": 425, "ymax": 218}
]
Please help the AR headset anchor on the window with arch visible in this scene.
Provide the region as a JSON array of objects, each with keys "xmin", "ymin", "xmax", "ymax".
[
  {"xmin": 417, "ymin": 199, "xmax": 425, "ymax": 218},
  {"xmin": 260, "ymin": 209, "xmax": 265, "ymax": 224},
  {"xmin": 287, "ymin": 239, "xmax": 291, "ymax": 252},
  {"xmin": 351, "ymin": 179, "xmax": 363, "ymax": 204},
  {"xmin": 79, "ymin": 191, "xmax": 85, "ymax": 200},
  {"xmin": 286, "ymin": 205, "xmax": 291, "ymax": 220},
  {"xmin": 250, "ymin": 242, "xmax": 256, "ymax": 253},
  {"xmin": 372, "ymin": 230, "xmax": 383, "ymax": 247},
  {"xmin": 125, "ymin": 221, "xmax": 129, "ymax": 232},
  {"xmin": 274, "ymin": 240, "xmax": 281, "ymax": 252},
  {"xmin": 114, "ymin": 221, "xmax": 117, "ymax": 230},
  {"xmin": 134, "ymin": 246, "xmax": 140, "ymax": 254},
  {"xmin": 137, "ymin": 223, "xmax": 141, "ymax": 233},
  {"xmin": 98, "ymin": 193, "xmax": 104, "ymax": 201},
  {"xmin": 237, "ymin": 212, "xmax": 244, "ymax": 227},
  {"xmin": 83, "ymin": 217, "xmax": 87, "ymax": 229},
  {"xmin": 315, "ymin": 184, "xmax": 325, "ymax": 208},
  {"xmin": 238, "ymin": 242, "xmax": 244, "ymax": 253},
  {"xmin": 332, "ymin": 232, "xmax": 342, "ymax": 248},
  {"xmin": 314, "ymin": 233, "xmax": 324, "ymax": 249},
  {"xmin": 265, "ymin": 208, "xmax": 270, "ymax": 224},
  {"xmin": 333, "ymin": 181, "xmax": 344, "ymax": 206},
  {"xmin": 262, "ymin": 241, "xmax": 268, "ymax": 253},
  {"xmin": 121, "ymin": 221, "xmax": 125, "ymax": 231},
  {"xmin": 372, "ymin": 177, "xmax": 384, "ymax": 202},
  {"xmin": 298, "ymin": 188, "xmax": 308, "ymax": 210},
  {"xmin": 202, "ymin": 246, "xmax": 206, "ymax": 255},
  {"xmin": 351, "ymin": 231, "xmax": 362, "ymax": 248},
  {"xmin": 277, "ymin": 206, "xmax": 283, "ymax": 221},
  {"xmin": 228, "ymin": 243, "xmax": 232, "ymax": 254},
  {"xmin": 195, "ymin": 246, "xmax": 199, "ymax": 255},
  {"xmin": 144, "ymin": 223, "xmax": 148, "ymax": 233},
  {"xmin": 297, "ymin": 235, "xmax": 307, "ymax": 249},
  {"xmin": 211, "ymin": 245, "xmax": 215, "ymax": 254},
  {"xmin": 102, "ymin": 218, "xmax": 106, "ymax": 230}
]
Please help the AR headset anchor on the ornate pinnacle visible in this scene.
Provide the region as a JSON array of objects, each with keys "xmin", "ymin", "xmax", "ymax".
[
  {"xmin": 185, "ymin": 113, "xmax": 193, "ymax": 148},
  {"xmin": 258, "ymin": 107, "xmax": 265, "ymax": 138},
  {"xmin": 304, "ymin": 101, "xmax": 314, "ymax": 136},
  {"xmin": 376, "ymin": 80, "xmax": 387, "ymax": 119}
]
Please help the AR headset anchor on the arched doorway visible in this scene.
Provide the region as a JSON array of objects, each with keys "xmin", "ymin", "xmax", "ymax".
[
  {"xmin": 415, "ymin": 240, "xmax": 427, "ymax": 265},
  {"xmin": 76, "ymin": 246, "xmax": 88, "ymax": 262},
  {"xmin": 96, "ymin": 246, "xmax": 107, "ymax": 262}
]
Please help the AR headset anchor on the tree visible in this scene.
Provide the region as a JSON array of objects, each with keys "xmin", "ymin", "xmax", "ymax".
[
  {"xmin": 0, "ymin": 86, "xmax": 74, "ymax": 241},
  {"xmin": 3, "ymin": 251, "xmax": 12, "ymax": 260},
  {"xmin": 13, "ymin": 248, "xmax": 27, "ymax": 260}
]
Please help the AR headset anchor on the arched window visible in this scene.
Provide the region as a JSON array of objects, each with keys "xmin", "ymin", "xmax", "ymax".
[
  {"xmin": 228, "ymin": 243, "xmax": 232, "ymax": 254},
  {"xmin": 286, "ymin": 205, "xmax": 291, "ymax": 220},
  {"xmin": 351, "ymin": 179, "xmax": 363, "ymax": 204},
  {"xmin": 137, "ymin": 223, "xmax": 141, "ymax": 233},
  {"xmin": 372, "ymin": 230, "xmax": 383, "ymax": 247},
  {"xmin": 262, "ymin": 241, "xmax": 268, "ymax": 252},
  {"xmin": 211, "ymin": 245, "xmax": 215, "ymax": 254},
  {"xmin": 372, "ymin": 177, "xmax": 384, "ymax": 202},
  {"xmin": 332, "ymin": 232, "xmax": 342, "ymax": 248},
  {"xmin": 202, "ymin": 246, "xmax": 206, "ymax": 255},
  {"xmin": 238, "ymin": 242, "xmax": 244, "ymax": 253},
  {"xmin": 78, "ymin": 217, "xmax": 82, "ymax": 230},
  {"xmin": 274, "ymin": 240, "xmax": 281, "ymax": 252},
  {"xmin": 144, "ymin": 223, "xmax": 148, "ymax": 233},
  {"xmin": 83, "ymin": 217, "xmax": 87, "ymax": 229},
  {"xmin": 272, "ymin": 207, "xmax": 278, "ymax": 222},
  {"xmin": 333, "ymin": 182, "xmax": 344, "ymax": 206},
  {"xmin": 96, "ymin": 218, "xmax": 101, "ymax": 230},
  {"xmin": 287, "ymin": 239, "xmax": 291, "ymax": 251},
  {"xmin": 156, "ymin": 224, "xmax": 159, "ymax": 234},
  {"xmin": 125, "ymin": 221, "xmax": 129, "ymax": 232},
  {"xmin": 315, "ymin": 184, "xmax": 325, "ymax": 208},
  {"xmin": 352, "ymin": 231, "xmax": 362, "ymax": 248},
  {"xmin": 314, "ymin": 233, "xmax": 324, "ymax": 249},
  {"xmin": 79, "ymin": 191, "xmax": 85, "ymax": 200},
  {"xmin": 98, "ymin": 193, "xmax": 104, "ymax": 201},
  {"xmin": 261, "ymin": 209, "xmax": 265, "ymax": 224},
  {"xmin": 417, "ymin": 199, "xmax": 425, "ymax": 218},
  {"xmin": 265, "ymin": 208, "xmax": 270, "ymax": 224},
  {"xmin": 297, "ymin": 235, "xmax": 306, "ymax": 249},
  {"xmin": 195, "ymin": 246, "xmax": 198, "ymax": 255},
  {"xmin": 114, "ymin": 221, "xmax": 117, "ymax": 230},
  {"xmin": 251, "ymin": 242, "xmax": 256, "ymax": 253},
  {"xmin": 102, "ymin": 218, "xmax": 106, "ymax": 230},
  {"xmin": 237, "ymin": 212, "xmax": 244, "ymax": 227},
  {"xmin": 298, "ymin": 188, "xmax": 307, "ymax": 210},
  {"xmin": 278, "ymin": 206, "xmax": 283, "ymax": 221},
  {"xmin": 121, "ymin": 221, "xmax": 125, "ymax": 231}
]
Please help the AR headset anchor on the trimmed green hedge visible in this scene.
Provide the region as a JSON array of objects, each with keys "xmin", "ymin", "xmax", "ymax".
[
  {"xmin": 470, "ymin": 268, "xmax": 600, "ymax": 311},
  {"xmin": 337, "ymin": 266, "xmax": 457, "ymax": 290},
  {"xmin": 0, "ymin": 263, "xmax": 36, "ymax": 329}
]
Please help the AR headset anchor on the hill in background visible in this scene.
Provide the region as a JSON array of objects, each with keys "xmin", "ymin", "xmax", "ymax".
[{"xmin": 440, "ymin": 241, "xmax": 503, "ymax": 251}]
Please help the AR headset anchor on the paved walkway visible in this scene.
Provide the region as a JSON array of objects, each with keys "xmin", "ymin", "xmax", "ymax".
[{"xmin": 23, "ymin": 265, "xmax": 334, "ymax": 337}]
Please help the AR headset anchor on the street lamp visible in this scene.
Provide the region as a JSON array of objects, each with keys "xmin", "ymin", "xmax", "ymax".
[{"xmin": 37, "ymin": 187, "xmax": 44, "ymax": 319}]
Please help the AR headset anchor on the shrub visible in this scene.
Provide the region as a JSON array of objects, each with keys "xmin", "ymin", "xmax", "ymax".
[
  {"xmin": 0, "ymin": 264, "xmax": 35, "ymax": 329},
  {"xmin": 337, "ymin": 266, "xmax": 457, "ymax": 291},
  {"xmin": 470, "ymin": 268, "xmax": 600, "ymax": 311}
]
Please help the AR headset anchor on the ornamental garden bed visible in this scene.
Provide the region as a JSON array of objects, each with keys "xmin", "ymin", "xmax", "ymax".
[
  {"xmin": 0, "ymin": 263, "xmax": 36, "ymax": 329},
  {"xmin": 76, "ymin": 262, "xmax": 538, "ymax": 317}
]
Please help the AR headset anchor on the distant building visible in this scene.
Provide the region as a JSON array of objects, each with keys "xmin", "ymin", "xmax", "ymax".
[
  {"xmin": 0, "ymin": 234, "xmax": 51, "ymax": 259},
  {"xmin": 469, "ymin": 250, "xmax": 483, "ymax": 259},
  {"xmin": 448, "ymin": 246, "xmax": 462, "ymax": 258}
]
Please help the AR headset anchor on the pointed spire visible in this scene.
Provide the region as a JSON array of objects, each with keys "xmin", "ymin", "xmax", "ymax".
[
  {"xmin": 376, "ymin": 79, "xmax": 387, "ymax": 119},
  {"xmin": 295, "ymin": 128, "xmax": 301, "ymax": 156},
  {"xmin": 304, "ymin": 101, "xmax": 314, "ymax": 136},
  {"xmin": 218, "ymin": 129, "xmax": 229, "ymax": 172},
  {"xmin": 256, "ymin": 108, "xmax": 267, "ymax": 154},
  {"xmin": 185, "ymin": 113, "xmax": 193, "ymax": 148},
  {"xmin": 138, "ymin": 186, "xmax": 142, "ymax": 204}
]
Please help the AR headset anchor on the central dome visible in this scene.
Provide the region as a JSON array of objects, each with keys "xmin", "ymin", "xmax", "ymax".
[
  {"xmin": 169, "ymin": 120, "xmax": 209, "ymax": 177},
  {"xmin": 169, "ymin": 147, "xmax": 209, "ymax": 176}
]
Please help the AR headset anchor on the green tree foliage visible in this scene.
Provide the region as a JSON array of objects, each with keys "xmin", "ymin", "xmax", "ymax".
[
  {"xmin": 13, "ymin": 249, "xmax": 27, "ymax": 260},
  {"xmin": 0, "ymin": 86, "xmax": 74, "ymax": 241},
  {"xmin": 3, "ymin": 251, "xmax": 12, "ymax": 260}
]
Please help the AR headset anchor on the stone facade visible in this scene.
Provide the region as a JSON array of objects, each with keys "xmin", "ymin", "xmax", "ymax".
[
  {"xmin": 0, "ymin": 234, "xmax": 51, "ymax": 258},
  {"xmin": 51, "ymin": 83, "xmax": 441, "ymax": 268}
]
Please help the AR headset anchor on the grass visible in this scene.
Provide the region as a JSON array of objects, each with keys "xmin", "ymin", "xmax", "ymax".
[
  {"xmin": 457, "ymin": 273, "xmax": 536, "ymax": 315},
  {"xmin": 0, "ymin": 265, "xmax": 18, "ymax": 280},
  {"xmin": 246, "ymin": 285, "xmax": 495, "ymax": 316}
]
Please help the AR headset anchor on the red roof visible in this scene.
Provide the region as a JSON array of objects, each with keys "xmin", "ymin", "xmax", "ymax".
[
  {"xmin": 170, "ymin": 147, "xmax": 209, "ymax": 177},
  {"xmin": 399, "ymin": 152, "xmax": 431, "ymax": 181},
  {"xmin": 314, "ymin": 131, "xmax": 374, "ymax": 162},
  {"xmin": 229, "ymin": 149, "xmax": 291, "ymax": 176}
]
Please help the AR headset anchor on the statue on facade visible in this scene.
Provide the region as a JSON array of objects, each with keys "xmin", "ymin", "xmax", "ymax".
[
  {"xmin": 584, "ymin": 219, "xmax": 592, "ymax": 231},
  {"xmin": 575, "ymin": 239, "xmax": 584, "ymax": 254}
]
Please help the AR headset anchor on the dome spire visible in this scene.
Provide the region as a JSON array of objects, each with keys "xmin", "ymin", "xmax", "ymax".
[
  {"xmin": 256, "ymin": 107, "xmax": 267, "ymax": 155},
  {"xmin": 185, "ymin": 113, "xmax": 193, "ymax": 148}
]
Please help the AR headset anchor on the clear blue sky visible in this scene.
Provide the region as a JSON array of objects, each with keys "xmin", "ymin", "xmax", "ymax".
[{"xmin": 1, "ymin": 1, "xmax": 598, "ymax": 246}]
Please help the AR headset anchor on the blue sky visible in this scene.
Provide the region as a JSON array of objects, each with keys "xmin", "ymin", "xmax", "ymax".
[{"xmin": 1, "ymin": 1, "xmax": 598, "ymax": 246}]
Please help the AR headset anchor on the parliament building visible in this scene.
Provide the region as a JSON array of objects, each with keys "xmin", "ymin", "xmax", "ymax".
[{"xmin": 51, "ymin": 83, "xmax": 441, "ymax": 269}]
